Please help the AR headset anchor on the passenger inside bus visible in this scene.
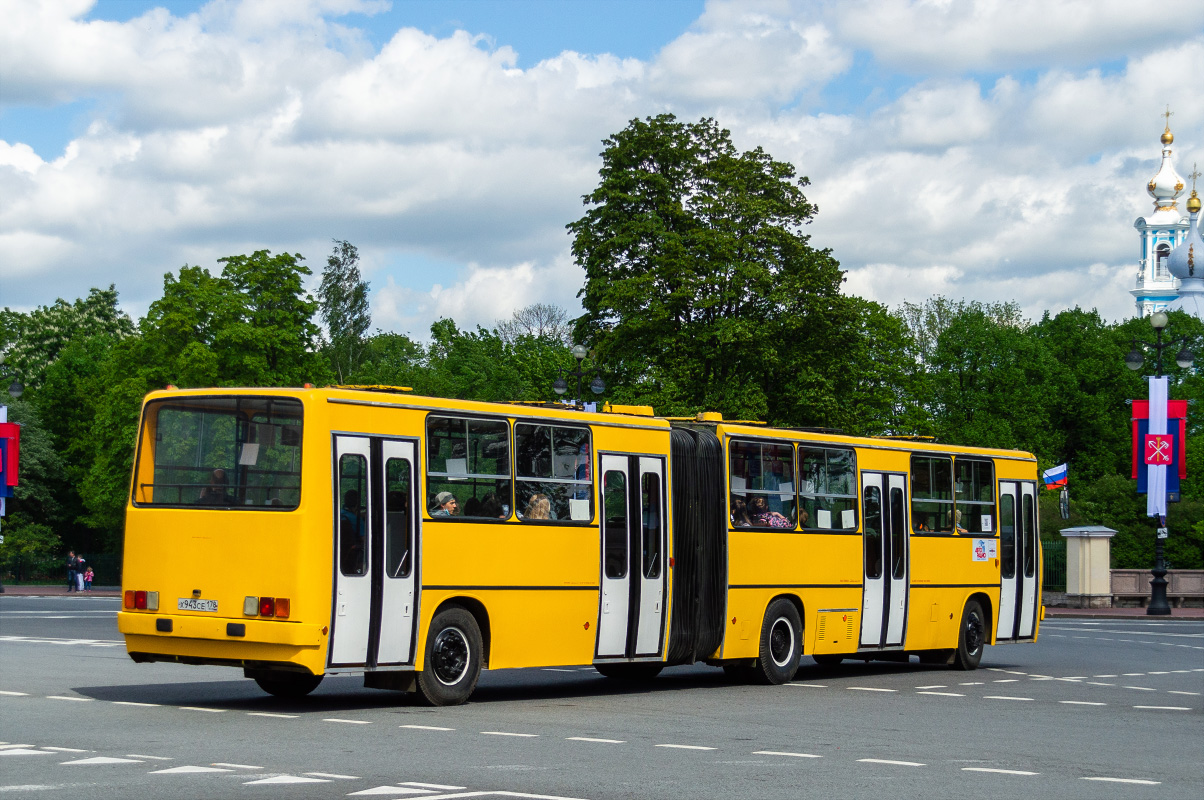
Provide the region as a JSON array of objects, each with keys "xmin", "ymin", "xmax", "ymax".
[
  {"xmin": 431, "ymin": 491, "xmax": 458, "ymax": 516},
  {"xmin": 524, "ymin": 493, "xmax": 551, "ymax": 520},
  {"xmin": 730, "ymin": 497, "xmax": 752, "ymax": 527},
  {"xmin": 748, "ymin": 495, "xmax": 793, "ymax": 528},
  {"xmin": 197, "ymin": 468, "xmax": 235, "ymax": 505}
]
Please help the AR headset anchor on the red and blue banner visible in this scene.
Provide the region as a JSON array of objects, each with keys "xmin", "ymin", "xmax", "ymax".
[{"xmin": 1132, "ymin": 399, "xmax": 1187, "ymax": 496}]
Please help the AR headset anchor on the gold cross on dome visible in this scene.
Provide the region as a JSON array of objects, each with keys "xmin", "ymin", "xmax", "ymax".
[
  {"xmin": 1191, "ymin": 163, "xmax": 1201, "ymax": 191},
  {"xmin": 1163, "ymin": 105, "xmax": 1174, "ymax": 130}
]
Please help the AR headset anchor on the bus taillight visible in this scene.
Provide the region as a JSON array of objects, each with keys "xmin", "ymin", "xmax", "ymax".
[
  {"xmin": 259, "ymin": 597, "xmax": 275, "ymax": 617},
  {"xmin": 135, "ymin": 591, "xmax": 147, "ymax": 609},
  {"xmin": 274, "ymin": 598, "xmax": 290, "ymax": 619},
  {"xmin": 124, "ymin": 590, "xmax": 135, "ymax": 609}
]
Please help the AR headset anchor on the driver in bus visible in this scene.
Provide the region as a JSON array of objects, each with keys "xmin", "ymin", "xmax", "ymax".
[{"xmin": 198, "ymin": 468, "xmax": 235, "ymax": 505}]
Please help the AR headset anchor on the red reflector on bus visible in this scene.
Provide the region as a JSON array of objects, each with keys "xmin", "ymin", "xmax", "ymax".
[
  {"xmin": 259, "ymin": 597, "xmax": 275, "ymax": 617},
  {"xmin": 124, "ymin": 590, "xmax": 135, "ymax": 609},
  {"xmin": 274, "ymin": 598, "xmax": 290, "ymax": 619},
  {"xmin": 135, "ymin": 591, "xmax": 147, "ymax": 610}
]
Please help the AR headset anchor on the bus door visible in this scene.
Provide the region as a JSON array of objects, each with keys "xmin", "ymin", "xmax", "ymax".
[
  {"xmin": 996, "ymin": 480, "xmax": 1038, "ymax": 641},
  {"xmin": 860, "ymin": 472, "xmax": 909, "ymax": 648},
  {"xmin": 330, "ymin": 436, "xmax": 419, "ymax": 668},
  {"xmin": 596, "ymin": 454, "xmax": 668, "ymax": 659}
]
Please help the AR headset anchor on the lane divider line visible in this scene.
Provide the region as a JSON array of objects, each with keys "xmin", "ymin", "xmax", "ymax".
[
  {"xmin": 481, "ymin": 731, "xmax": 538, "ymax": 737},
  {"xmin": 400, "ymin": 724, "xmax": 454, "ymax": 731},
  {"xmin": 656, "ymin": 744, "xmax": 716, "ymax": 751},
  {"xmin": 858, "ymin": 758, "xmax": 925, "ymax": 767},
  {"xmin": 962, "ymin": 767, "xmax": 1039, "ymax": 775},
  {"xmin": 566, "ymin": 737, "xmax": 624, "ymax": 744},
  {"xmin": 754, "ymin": 751, "xmax": 822, "ymax": 759}
]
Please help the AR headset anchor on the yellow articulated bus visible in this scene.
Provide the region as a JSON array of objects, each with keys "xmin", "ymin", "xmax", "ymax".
[{"xmin": 117, "ymin": 386, "xmax": 1041, "ymax": 705}]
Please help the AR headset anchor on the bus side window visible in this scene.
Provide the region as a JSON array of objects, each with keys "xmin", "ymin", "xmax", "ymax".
[
  {"xmin": 863, "ymin": 485, "xmax": 882, "ymax": 578},
  {"xmin": 641, "ymin": 472, "xmax": 661, "ymax": 579},
  {"xmin": 338, "ymin": 454, "xmax": 367, "ymax": 576}
]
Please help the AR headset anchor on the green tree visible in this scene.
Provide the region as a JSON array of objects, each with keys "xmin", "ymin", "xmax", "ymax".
[
  {"xmin": 569, "ymin": 114, "xmax": 904, "ymax": 425},
  {"xmin": 496, "ymin": 303, "xmax": 573, "ymax": 346},
  {"xmin": 318, "ymin": 240, "xmax": 371, "ymax": 383},
  {"xmin": 0, "ymin": 398, "xmax": 67, "ymax": 580}
]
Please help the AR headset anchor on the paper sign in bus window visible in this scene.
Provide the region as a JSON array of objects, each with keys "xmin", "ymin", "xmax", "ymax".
[
  {"xmin": 779, "ymin": 481, "xmax": 793, "ymax": 501},
  {"xmin": 238, "ymin": 443, "xmax": 260, "ymax": 466},
  {"xmin": 981, "ymin": 515, "xmax": 993, "ymax": 532},
  {"xmin": 446, "ymin": 458, "xmax": 467, "ymax": 480},
  {"xmin": 842, "ymin": 509, "xmax": 855, "ymax": 528},
  {"xmin": 817, "ymin": 509, "xmax": 832, "ymax": 528},
  {"xmin": 731, "ymin": 476, "xmax": 746, "ymax": 492},
  {"xmin": 569, "ymin": 498, "xmax": 590, "ymax": 521}
]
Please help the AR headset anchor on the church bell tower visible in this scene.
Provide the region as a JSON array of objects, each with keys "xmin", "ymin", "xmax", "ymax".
[{"xmin": 1132, "ymin": 109, "xmax": 1189, "ymax": 317}]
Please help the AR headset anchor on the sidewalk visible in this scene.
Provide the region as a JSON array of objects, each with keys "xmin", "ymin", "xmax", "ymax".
[{"xmin": 1, "ymin": 585, "xmax": 121, "ymax": 597}]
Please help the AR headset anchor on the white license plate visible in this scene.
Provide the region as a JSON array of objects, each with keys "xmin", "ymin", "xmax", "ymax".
[{"xmin": 177, "ymin": 598, "xmax": 218, "ymax": 612}]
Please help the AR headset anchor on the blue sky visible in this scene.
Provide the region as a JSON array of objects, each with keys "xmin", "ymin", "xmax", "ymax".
[{"xmin": 2, "ymin": 0, "xmax": 1203, "ymax": 336}]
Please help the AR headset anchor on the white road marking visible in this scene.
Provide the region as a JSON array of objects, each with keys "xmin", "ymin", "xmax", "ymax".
[
  {"xmin": 61, "ymin": 756, "xmax": 143, "ymax": 765},
  {"xmin": 304, "ymin": 772, "xmax": 359, "ymax": 779},
  {"xmin": 1059, "ymin": 701, "xmax": 1106, "ymax": 706},
  {"xmin": 1086, "ymin": 682, "xmax": 1114, "ymax": 686},
  {"xmin": 402, "ymin": 783, "xmax": 468, "ymax": 790},
  {"xmin": 915, "ymin": 685, "xmax": 946, "ymax": 689},
  {"xmin": 1121, "ymin": 673, "xmax": 1144, "ymax": 676},
  {"xmin": 322, "ymin": 718, "xmax": 372, "ymax": 725},
  {"xmin": 0, "ymin": 749, "xmax": 54, "ymax": 756},
  {"xmin": 178, "ymin": 706, "xmax": 224, "ymax": 712},
  {"xmin": 754, "ymin": 750, "xmax": 822, "ymax": 758},
  {"xmin": 212, "ymin": 762, "xmax": 261, "ymax": 769},
  {"xmin": 984, "ymin": 696, "xmax": 1033, "ymax": 701},
  {"xmin": 789, "ymin": 683, "xmax": 827, "ymax": 688},
  {"xmin": 917, "ymin": 691, "xmax": 965, "ymax": 697},
  {"xmin": 45, "ymin": 696, "xmax": 91, "ymax": 702},
  {"xmin": 656, "ymin": 744, "xmax": 716, "ymax": 751},
  {"xmin": 1149, "ymin": 671, "xmax": 1169, "ymax": 674},
  {"xmin": 848, "ymin": 687, "xmax": 896, "ymax": 692},
  {"xmin": 1093, "ymin": 674, "xmax": 1118, "ymax": 678},
  {"xmin": 243, "ymin": 775, "xmax": 330, "ymax": 785},
  {"xmin": 858, "ymin": 758, "xmax": 925, "ymax": 767},
  {"xmin": 41, "ymin": 747, "xmax": 89, "ymax": 753},
  {"xmin": 481, "ymin": 731, "xmax": 538, "ymax": 737},
  {"xmin": 348, "ymin": 787, "xmax": 437, "ymax": 796},
  {"xmin": 113, "ymin": 701, "xmax": 160, "ymax": 707},
  {"xmin": 1123, "ymin": 686, "xmax": 1156, "ymax": 691},
  {"xmin": 0, "ymin": 745, "xmax": 34, "ymax": 750},
  {"xmin": 962, "ymin": 767, "xmax": 1038, "ymax": 775},
  {"xmin": 1082, "ymin": 777, "xmax": 1160, "ymax": 785},
  {"xmin": 247, "ymin": 712, "xmax": 298, "ymax": 719},
  {"xmin": 992, "ymin": 679, "xmax": 1019, "ymax": 683},
  {"xmin": 958, "ymin": 682, "xmax": 984, "ymax": 685},
  {"xmin": 127, "ymin": 754, "xmax": 172, "ymax": 760},
  {"xmin": 400, "ymin": 724, "xmax": 454, "ymax": 731},
  {"xmin": 150, "ymin": 766, "xmax": 233, "ymax": 774},
  {"xmin": 1168, "ymin": 691, "xmax": 1201, "ymax": 696},
  {"xmin": 566, "ymin": 737, "xmax": 624, "ymax": 744},
  {"xmin": 1133, "ymin": 705, "xmax": 1192, "ymax": 711},
  {"xmin": 0, "ymin": 691, "xmax": 30, "ymax": 697}
]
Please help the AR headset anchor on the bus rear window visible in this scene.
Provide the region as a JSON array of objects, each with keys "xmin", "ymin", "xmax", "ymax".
[{"xmin": 136, "ymin": 397, "xmax": 303, "ymax": 509}]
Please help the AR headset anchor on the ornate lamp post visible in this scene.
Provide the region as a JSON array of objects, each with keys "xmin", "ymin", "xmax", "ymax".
[
  {"xmin": 1124, "ymin": 310, "xmax": 1193, "ymax": 615},
  {"xmin": 553, "ymin": 345, "xmax": 605, "ymax": 409}
]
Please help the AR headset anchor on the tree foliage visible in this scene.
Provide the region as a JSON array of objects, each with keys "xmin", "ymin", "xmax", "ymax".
[{"xmin": 318, "ymin": 240, "xmax": 372, "ymax": 382}]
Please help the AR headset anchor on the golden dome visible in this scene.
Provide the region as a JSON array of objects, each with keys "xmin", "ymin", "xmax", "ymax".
[
  {"xmin": 1162, "ymin": 128, "xmax": 1174, "ymax": 146},
  {"xmin": 1189, "ymin": 190, "xmax": 1201, "ymax": 214}
]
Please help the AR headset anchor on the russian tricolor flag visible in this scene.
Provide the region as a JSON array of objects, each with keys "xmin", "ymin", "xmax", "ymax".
[{"xmin": 1042, "ymin": 463, "xmax": 1068, "ymax": 489}]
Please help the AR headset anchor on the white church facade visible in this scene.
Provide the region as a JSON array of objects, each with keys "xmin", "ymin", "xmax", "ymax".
[{"xmin": 1132, "ymin": 114, "xmax": 1197, "ymax": 317}]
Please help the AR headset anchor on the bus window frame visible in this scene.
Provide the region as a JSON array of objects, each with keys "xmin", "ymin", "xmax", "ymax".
[
  {"xmin": 953, "ymin": 457, "xmax": 996, "ymax": 536},
  {"xmin": 910, "ymin": 454, "xmax": 955, "ymax": 534},
  {"xmin": 423, "ymin": 413, "xmax": 514, "ymax": 523},
  {"xmin": 513, "ymin": 421, "xmax": 595, "ymax": 525},
  {"xmin": 798, "ymin": 444, "xmax": 859, "ymax": 532},
  {"xmin": 131, "ymin": 395, "xmax": 304, "ymax": 511},
  {"xmin": 728, "ymin": 438, "xmax": 798, "ymax": 531}
]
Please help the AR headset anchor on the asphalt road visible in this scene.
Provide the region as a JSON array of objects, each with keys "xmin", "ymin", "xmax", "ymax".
[{"xmin": 1, "ymin": 595, "xmax": 1201, "ymax": 800}]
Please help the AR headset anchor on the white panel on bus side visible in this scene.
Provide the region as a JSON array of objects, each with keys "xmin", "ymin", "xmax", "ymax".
[
  {"xmin": 377, "ymin": 439, "xmax": 416, "ymax": 665},
  {"xmin": 331, "ymin": 436, "xmax": 373, "ymax": 666},
  {"xmin": 996, "ymin": 481, "xmax": 1019, "ymax": 640},
  {"xmin": 634, "ymin": 456, "xmax": 666, "ymax": 657},
  {"xmin": 859, "ymin": 472, "xmax": 885, "ymax": 647},
  {"xmin": 596, "ymin": 454, "xmax": 631, "ymax": 658}
]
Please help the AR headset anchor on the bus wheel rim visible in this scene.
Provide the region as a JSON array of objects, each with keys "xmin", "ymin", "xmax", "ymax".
[
  {"xmin": 965, "ymin": 611, "xmax": 983, "ymax": 655},
  {"xmin": 769, "ymin": 616, "xmax": 795, "ymax": 667},
  {"xmin": 432, "ymin": 626, "xmax": 470, "ymax": 686}
]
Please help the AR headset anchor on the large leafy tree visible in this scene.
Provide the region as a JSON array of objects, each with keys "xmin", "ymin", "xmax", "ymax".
[
  {"xmin": 569, "ymin": 114, "xmax": 910, "ymax": 427},
  {"xmin": 318, "ymin": 240, "xmax": 372, "ymax": 383}
]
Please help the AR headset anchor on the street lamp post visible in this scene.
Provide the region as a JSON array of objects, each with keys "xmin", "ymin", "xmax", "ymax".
[
  {"xmin": 1124, "ymin": 310, "xmax": 1193, "ymax": 616},
  {"xmin": 553, "ymin": 344, "xmax": 605, "ymax": 409}
]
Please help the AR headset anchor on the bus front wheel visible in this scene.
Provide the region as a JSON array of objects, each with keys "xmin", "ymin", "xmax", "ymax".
[
  {"xmin": 751, "ymin": 599, "xmax": 802, "ymax": 685},
  {"xmin": 953, "ymin": 600, "xmax": 985, "ymax": 671},
  {"xmin": 251, "ymin": 671, "xmax": 323, "ymax": 698},
  {"xmin": 417, "ymin": 607, "xmax": 483, "ymax": 706}
]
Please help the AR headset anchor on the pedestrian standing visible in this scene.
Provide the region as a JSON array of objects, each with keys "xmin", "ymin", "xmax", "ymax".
[
  {"xmin": 65, "ymin": 551, "xmax": 79, "ymax": 593},
  {"xmin": 83, "ymin": 566, "xmax": 94, "ymax": 591}
]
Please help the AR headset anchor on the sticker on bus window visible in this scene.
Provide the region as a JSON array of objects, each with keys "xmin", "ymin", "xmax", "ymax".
[
  {"xmin": 817, "ymin": 509, "xmax": 832, "ymax": 528},
  {"xmin": 731, "ymin": 476, "xmax": 746, "ymax": 492},
  {"xmin": 972, "ymin": 538, "xmax": 997, "ymax": 561},
  {"xmin": 239, "ymin": 443, "xmax": 260, "ymax": 466},
  {"xmin": 779, "ymin": 481, "xmax": 793, "ymax": 501},
  {"xmin": 842, "ymin": 509, "xmax": 855, "ymax": 528},
  {"xmin": 981, "ymin": 515, "xmax": 993, "ymax": 532},
  {"xmin": 570, "ymin": 498, "xmax": 590, "ymax": 521},
  {"xmin": 446, "ymin": 458, "xmax": 467, "ymax": 479}
]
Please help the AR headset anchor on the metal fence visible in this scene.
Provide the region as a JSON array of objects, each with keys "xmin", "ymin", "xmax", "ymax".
[{"xmin": 1042, "ymin": 537, "xmax": 1066, "ymax": 593}]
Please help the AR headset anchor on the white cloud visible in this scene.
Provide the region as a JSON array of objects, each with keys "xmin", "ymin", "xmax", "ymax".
[{"xmin": 1, "ymin": 0, "xmax": 1202, "ymax": 339}]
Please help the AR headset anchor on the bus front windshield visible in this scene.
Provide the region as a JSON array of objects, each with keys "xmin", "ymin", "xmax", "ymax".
[{"xmin": 136, "ymin": 396, "xmax": 303, "ymax": 509}]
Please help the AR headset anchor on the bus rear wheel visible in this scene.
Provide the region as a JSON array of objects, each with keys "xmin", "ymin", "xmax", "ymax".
[
  {"xmin": 751, "ymin": 599, "xmax": 801, "ymax": 685},
  {"xmin": 417, "ymin": 607, "xmax": 483, "ymax": 706},
  {"xmin": 251, "ymin": 671, "xmax": 323, "ymax": 698},
  {"xmin": 595, "ymin": 662, "xmax": 664, "ymax": 681},
  {"xmin": 953, "ymin": 600, "xmax": 986, "ymax": 671}
]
